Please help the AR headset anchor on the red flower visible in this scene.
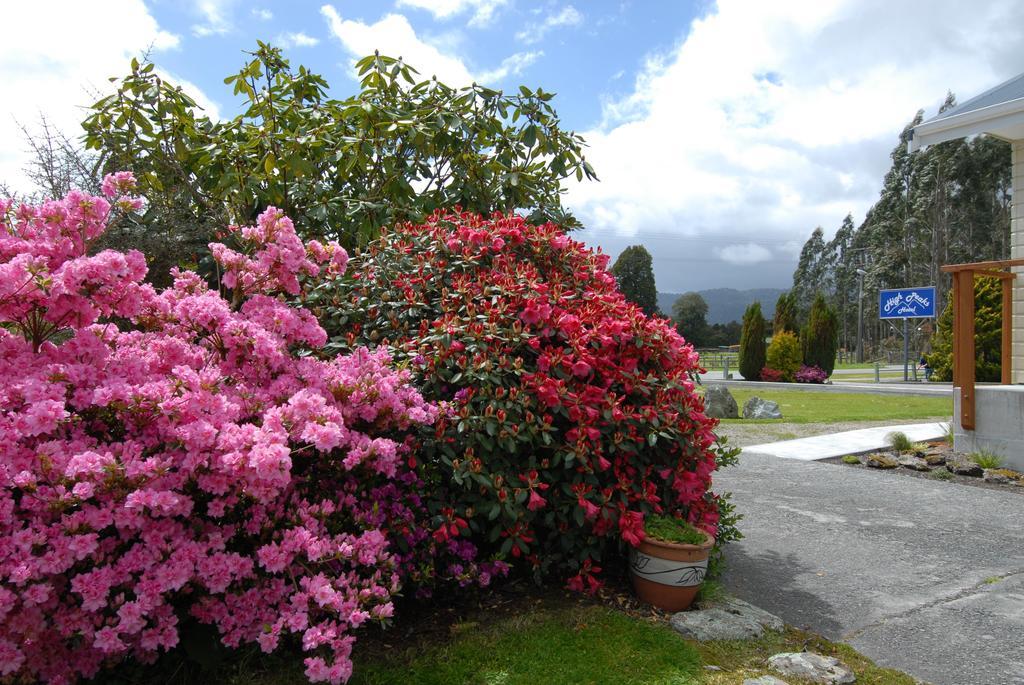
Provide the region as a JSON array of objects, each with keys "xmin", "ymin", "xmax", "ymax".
[
  {"xmin": 618, "ymin": 510, "xmax": 644, "ymax": 547},
  {"xmin": 520, "ymin": 299, "xmax": 552, "ymax": 326},
  {"xmin": 571, "ymin": 359, "xmax": 591, "ymax": 378}
]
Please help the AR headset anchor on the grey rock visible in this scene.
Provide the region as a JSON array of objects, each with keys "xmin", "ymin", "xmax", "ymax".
[
  {"xmin": 897, "ymin": 455, "xmax": 930, "ymax": 471},
  {"xmin": 922, "ymin": 450, "xmax": 947, "ymax": 466},
  {"xmin": 983, "ymin": 469, "xmax": 1013, "ymax": 484},
  {"xmin": 768, "ymin": 652, "xmax": 855, "ymax": 684},
  {"xmin": 671, "ymin": 596, "xmax": 784, "ymax": 641},
  {"xmin": 743, "ymin": 396, "xmax": 783, "ymax": 420},
  {"xmin": 863, "ymin": 453, "xmax": 898, "ymax": 469},
  {"xmin": 744, "ymin": 677, "xmax": 790, "ymax": 685},
  {"xmin": 946, "ymin": 454, "xmax": 983, "ymax": 477},
  {"xmin": 705, "ymin": 384, "xmax": 739, "ymax": 419}
]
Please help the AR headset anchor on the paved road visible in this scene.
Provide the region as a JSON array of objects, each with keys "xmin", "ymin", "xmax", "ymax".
[
  {"xmin": 698, "ymin": 373, "xmax": 953, "ymax": 397},
  {"xmin": 715, "ymin": 451, "xmax": 1024, "ymax": 685}
]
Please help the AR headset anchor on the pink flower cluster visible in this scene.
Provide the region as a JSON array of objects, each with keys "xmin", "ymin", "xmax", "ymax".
[{"xmin": 0, "ymin": 180, "xmax": 439, "ymax": 684}]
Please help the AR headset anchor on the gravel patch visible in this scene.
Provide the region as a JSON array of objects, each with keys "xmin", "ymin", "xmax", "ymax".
[
  {"xmin": 713, "ymin": 418, "xmax": 948, "ymax": 449},
  {"xmin": 819, "ymin": 454, "xmax": 1024, "ymax": 495}
]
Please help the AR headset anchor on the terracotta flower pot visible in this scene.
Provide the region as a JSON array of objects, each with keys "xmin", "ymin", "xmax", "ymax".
[{"xmin": 629, "ymin": 531, "xmax": 715, "ymax": 612}]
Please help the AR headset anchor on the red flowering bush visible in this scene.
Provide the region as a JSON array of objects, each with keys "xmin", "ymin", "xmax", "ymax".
[
  {"xmin": 795, "ymin": 365, "xmax": 828, "ymax": 384},
  {"xmin": 309, "ymin": 211, "xmax": 739, "ymax": 592},
  {"xmin": 0, "ymin": 182, "xmax": 497, "ymax": 684},
  {"xmin": 759, "ymin": 367, "xmax": 784, "ymax": 382}
]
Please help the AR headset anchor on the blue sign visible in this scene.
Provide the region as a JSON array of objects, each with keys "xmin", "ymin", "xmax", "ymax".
[{"xmin": 879, "ymin": 287, "xmax": 936, "ymax": 319}]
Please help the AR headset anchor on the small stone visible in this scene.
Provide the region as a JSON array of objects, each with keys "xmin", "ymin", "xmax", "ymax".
[
  {"xmin": 897, "ymin": 455, "xmax": 930, "ymax": 471},
  {"xmin": 922, "ymin": 450, "xmax": 947, "ymax": 466},
  {"xmin": 671, "ymin": 596, "xmax": 784, "ymax": 641},
  {"xmin": 705, "ymin": 384, "xmax": 739, "ymax": 419},
  {"xmin": 983, "ymin": 469, "xmax": 1013, "ymax": 484},
  {"xmin": 744, "ymin": 677, "xmax": 790, "ymax": 685},
  {"xmin": 704, "ymin": 664, "xmax": 723, "ymax": 671},
  {"xmin": 768, "ymin": 652, "xmax": 856, "ymax": 684},
  {"xmin": 863, "ymin": 453, "xmax": 898, "ymax": 469},
  {"xmin": 946, "ymin": 454, "xmax": 983, "ymax": 477},
  {"xmin": 743, "ymin": 397, "xmax": 783, "ymax": 420}
]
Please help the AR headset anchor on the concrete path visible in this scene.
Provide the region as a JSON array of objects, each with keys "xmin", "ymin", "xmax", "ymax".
[
  {"xmin": 742, "ymin": 422, "xmax": 949, "ymax": 461},
  {"xmin": 716, "ymin": 439, "xmax": 1024, "ymax": 685}
]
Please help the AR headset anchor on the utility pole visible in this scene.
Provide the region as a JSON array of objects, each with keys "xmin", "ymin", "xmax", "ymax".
[{"xmin": 856, "ymin": 268, "xmax": 868, "ymax": 363}]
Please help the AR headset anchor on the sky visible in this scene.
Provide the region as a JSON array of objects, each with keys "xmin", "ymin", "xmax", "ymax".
[{"xmin": 1, "ymin": 0, "xmax": 1023, "ymax": 292}]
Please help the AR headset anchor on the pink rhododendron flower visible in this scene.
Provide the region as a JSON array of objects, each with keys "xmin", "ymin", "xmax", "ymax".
[{"xmin": 0, "ymin": 184, "xmax": 468, "ymax": 685}]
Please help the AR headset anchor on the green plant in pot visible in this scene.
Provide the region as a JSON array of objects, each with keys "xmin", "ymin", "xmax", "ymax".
[{"xmin": 629, "ymin": 515, "xmax": 715, "ymax": 612}]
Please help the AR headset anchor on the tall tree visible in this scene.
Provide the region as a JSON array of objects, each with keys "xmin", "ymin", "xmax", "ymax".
[
  {"xmin": 785, "ymin": 94, "xmax": 1010, "ymax": 359},
  {"xmin": 802, "ymin": 293, "xmax": 839, "ymax": 375},
  {"xmin": 772, "ymin": 291, "xmax": 799, "ymax": 336},
  {"xmin": 738, "ymin": 302, "xmax": 767, "ymax": 381},
  {"xmin": 611, "ymin": 245, "xmax": 660, "ymax": 316},
  {"xmin": 791, "ymin": 227, "xmax": 828, "ymax": 318},
  {"xmin": 671, "ymin": 292, "xmax": 709, "ymax": 347}
]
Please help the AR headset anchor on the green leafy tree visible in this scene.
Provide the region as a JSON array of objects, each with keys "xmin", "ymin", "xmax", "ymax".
[
  {"xmin": 772, "ymin": 291, "xmax": 799, "ymax": 336},
  {"xmin": 791, "ymin": 227, "xmax": 828, "ymax": 317},
  {"xmin": 927, "ymin": 276, "xmax": 1002, "ymax": 382},
  {"xmin": 82, "ymin": 46, "xmax": 597, "ymax": 283},
  {"xmin": 738, "ymin": 302, "xmax": 767, "ymax": 381},
  {"xmin": 704, "ymin": 320, "xmax": 742, "ymax": 347},
  {"xmin": 766, "ymin": 331, "xmax": 802, "ymax": 382},
  {"xmin": 671, "ymin": 292, "xmax": 709, "ymax": 347},
  {"xmin": 801, "ymin": 293, "xmax": 839, "ymax": 375},
  {"xmin": 611, "ymin": 245, "xmax": 659, "ymax": 316}
]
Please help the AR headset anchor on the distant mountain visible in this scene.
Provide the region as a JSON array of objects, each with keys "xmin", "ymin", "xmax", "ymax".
[{"xmin": 658, "ymin": 288, "xmax": 785, "ymax": 325}]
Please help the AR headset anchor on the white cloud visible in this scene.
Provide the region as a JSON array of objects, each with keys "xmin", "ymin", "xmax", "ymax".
[
  {"xmin": 277, "ymin": 31, "xmax": 320, "ymax": 48},
  {"xmin": 192, "ymin": 0, "xmax": 234, "ymax": 37},
  {"xmin": 395, "ymin": 0, "xmax": 508, "ymax": 27},
  {"xmin": 516, "ymin": 5, "xmax": 583, "ymax": 45},
  {"xmin": 568, "ymin": 0, "xmax": 1024, "ymax": 290},
  {"xmin": 252, "ymin": 8, "xmax": 273, "ymax": 21},
  {"xmin": 716, "ymin": 243, "xmax": 773, "ymax": 265},
  {"xmin": 321, "ymin": 6, "xmax": 474, "ymax": 84},
  {"xmin": 477, "ymin": 51, "xmax": 544, "ymax": 83},
  {"xmin": 154, "ymin": 70, "xmax": 222, "ymax": 122},
  {"xmin": 0, "ymin": 1, "xmax": 218, "ymax": 194},
  {"xmin": 321, "ymin": 5, "xmax": 538, "ymax": 86}
]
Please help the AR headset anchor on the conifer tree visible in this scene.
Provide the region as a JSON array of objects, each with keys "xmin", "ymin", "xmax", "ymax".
[
  {"xmin": 772, "ymin": 291, "xmax": 799, "ymax": 336},
  {"xmin": 801, "ymin": 293, "xmax": 839, "ymax": 375},
  {"xmin": 739, "ymin": 301, "xmax": 767, "ymax": 381}
]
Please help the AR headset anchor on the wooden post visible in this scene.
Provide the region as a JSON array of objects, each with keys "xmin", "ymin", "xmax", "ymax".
[
  {"xmin": 1003, "ymin": 277, "xmax": 1013, "ymax": 385},
  {"xmin": 955, "ymin": 270, "xmax": 976, "ymax": 430}
]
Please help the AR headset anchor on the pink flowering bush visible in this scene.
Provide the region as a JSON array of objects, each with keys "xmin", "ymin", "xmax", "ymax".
[
  {"xmin": 0, "ymin": 180, "xmax": 486, "ymax": 684},
  {"xmin": 795, "ymin": 365, "xmax": 828, "ymax": 384}
]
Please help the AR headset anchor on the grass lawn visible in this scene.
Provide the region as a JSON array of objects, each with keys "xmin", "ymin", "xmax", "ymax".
[
  {"xmin": 717, "ymin": 388, "xmax": 950, "ymax": 423},
  {"xmin": 833, "ymin": 361, "xmax": 887, "ymax": 370},
  {"xmin": 216, "ymin": 592, "xmax": 917, "ymax": 685}
]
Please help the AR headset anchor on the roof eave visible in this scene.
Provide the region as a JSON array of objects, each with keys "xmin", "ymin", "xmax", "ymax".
[{"xmin": 909, "ymin": 96, "xmax": 1024, "ymax": 152}]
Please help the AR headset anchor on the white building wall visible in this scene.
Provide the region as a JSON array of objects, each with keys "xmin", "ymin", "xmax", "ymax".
[{"xmin": 1014, "ymin": 141, "xmax": 1024, "ymax": 384}]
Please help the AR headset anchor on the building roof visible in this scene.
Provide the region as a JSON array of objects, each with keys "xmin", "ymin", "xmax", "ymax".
[
  {"xmin": 909, "ymin": 71, "xmax": 1024, "ymax": 151},
  {"xmin": 930, "ymin": 72, "xmax": 1024, "ymax": 121}
]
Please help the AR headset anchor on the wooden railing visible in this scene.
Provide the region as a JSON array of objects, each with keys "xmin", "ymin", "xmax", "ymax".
[{"xmin": 940, "ymin": 258, "xmax": 1023, "ymax": 429}]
